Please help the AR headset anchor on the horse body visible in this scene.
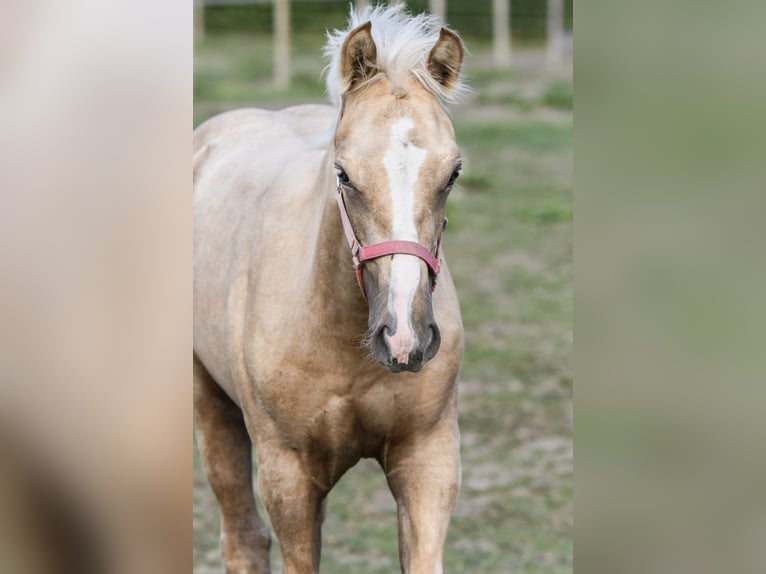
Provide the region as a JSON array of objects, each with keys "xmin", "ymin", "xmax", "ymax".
[{"xmin": 194, "ymin": 7, "xmax": 466, "ymax": 573}]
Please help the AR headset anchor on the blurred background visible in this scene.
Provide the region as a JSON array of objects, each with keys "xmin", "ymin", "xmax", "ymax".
[{"xmin": 193, "ymin": 1, "xmax": 572, "ymax": 572}]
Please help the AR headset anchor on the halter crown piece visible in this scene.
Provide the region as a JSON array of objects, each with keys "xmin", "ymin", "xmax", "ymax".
[{"xmin": 335, "ymin": 177, "xmax": 446, "ymax": 300}]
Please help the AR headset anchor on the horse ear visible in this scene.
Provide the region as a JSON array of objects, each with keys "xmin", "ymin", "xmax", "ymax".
[
  {"xmin": 427, "ymin": 28, "xmax": 464, "ymax": 91},
  {"xmin": 340, "ymin": 21, "xmax": 377, "ymax": 93}
]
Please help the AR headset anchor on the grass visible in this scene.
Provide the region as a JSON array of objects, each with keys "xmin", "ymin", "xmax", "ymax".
[
  {"xmin": 458, "ymin": 121, "xmax": 572, "ymax": 152},
  {"xmin": 194, "ymin": 32, "xmax": 572, "ymax": 574},
  {"xmin": 542, "ymin": 80, "xmax": 574, "ymax": 110}
]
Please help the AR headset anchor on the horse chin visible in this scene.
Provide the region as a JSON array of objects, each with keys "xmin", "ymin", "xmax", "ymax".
[{"xmin": 387, "ymin": 358, "xmax": 424, "ymax": 373}]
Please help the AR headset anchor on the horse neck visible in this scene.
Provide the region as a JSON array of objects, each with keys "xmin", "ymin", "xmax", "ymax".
[{"xmin": 309, "ymin": 149, "xmax": 369, "ymax": 327}]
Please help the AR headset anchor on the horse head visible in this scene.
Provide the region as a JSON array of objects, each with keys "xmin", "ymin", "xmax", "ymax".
[{"xmin": 331, "ymin": 20, "xmax": 464, "ymax": 372}]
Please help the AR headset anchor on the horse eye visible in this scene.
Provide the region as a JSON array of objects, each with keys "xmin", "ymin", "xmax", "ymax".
[
  {"xmin": 447, "ymin": 168, "xmax": 461, "ymax": 187},
  {"xmin": 337, "ymin": 169, "xmax": 350, "ymax": 186}
]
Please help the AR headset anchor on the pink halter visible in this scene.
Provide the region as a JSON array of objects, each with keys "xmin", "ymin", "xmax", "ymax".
[{"xmin": 335, "ymin": 178, "xmax": 445, "ymax": 300}]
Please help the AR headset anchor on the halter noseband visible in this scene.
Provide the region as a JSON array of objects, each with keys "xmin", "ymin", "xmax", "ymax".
[{"xmin": 335, "ymin": 177, "xmax": 446, "ymax": 300}]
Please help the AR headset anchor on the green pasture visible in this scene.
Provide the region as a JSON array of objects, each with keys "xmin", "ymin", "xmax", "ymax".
[{"xmin": 194, "ymin": 30, "xmax": 572, "ymax": 574}]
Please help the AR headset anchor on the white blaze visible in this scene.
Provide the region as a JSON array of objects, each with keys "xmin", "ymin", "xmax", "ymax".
[{"xmin": 382, "ymin": 118, "xmax": 427, "ymax": 364}]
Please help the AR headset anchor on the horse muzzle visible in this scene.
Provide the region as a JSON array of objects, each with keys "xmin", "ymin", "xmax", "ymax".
[
  {"xmin": 380, "ymin": 322, "xmax": 441, "ymax": 372},
  {"xmin": 368, "ymin": 299, "xmax": 441, "ymax": 373}
]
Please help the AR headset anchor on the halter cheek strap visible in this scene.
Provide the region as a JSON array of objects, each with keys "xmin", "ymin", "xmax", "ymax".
[{"xmin": 335, "ymin": 178, "xmax": 446, "ymax": 300}]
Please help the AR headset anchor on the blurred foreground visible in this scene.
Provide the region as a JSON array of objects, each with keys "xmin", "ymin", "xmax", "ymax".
[{"xmin": 0, "ymin": 1, "xmax": 191, "ymax": 572}]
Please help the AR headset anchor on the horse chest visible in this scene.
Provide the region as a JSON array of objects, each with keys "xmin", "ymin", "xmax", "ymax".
[
  {"xmin": 249, "ymin": 361, "xmax": 451, "ymax": 455},
  {"xmin": 240, "ymin": 307, "xmax": 461, "ymax": 447}
]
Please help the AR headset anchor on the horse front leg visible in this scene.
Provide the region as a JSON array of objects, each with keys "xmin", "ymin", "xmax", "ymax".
[
  {"xmin": 255, "ymin": 444, "xmax": 327, "ymax": 574},
  {"xmin": 384, "ymin": 414, "xmax": 461, "ymax": 574}
]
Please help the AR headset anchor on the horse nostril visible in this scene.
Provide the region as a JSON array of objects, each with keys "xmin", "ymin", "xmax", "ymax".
[
  {"xmin": 371, "ymin": 324, "xmax": 392, "ymax": 364},
  {"xmin": 423, "ymin": 323, "xmax": 441, "ymax": 361}
]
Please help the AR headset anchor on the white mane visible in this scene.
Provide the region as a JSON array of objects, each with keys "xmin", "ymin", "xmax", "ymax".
[{"xmin": 323, "ymin": 4, "xmax": 467, "ymax": 107}]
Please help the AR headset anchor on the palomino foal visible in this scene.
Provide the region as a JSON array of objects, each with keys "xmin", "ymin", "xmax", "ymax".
[{"xmin": 194, "ymin": 7, "xmax": 465, "ymax": 573}]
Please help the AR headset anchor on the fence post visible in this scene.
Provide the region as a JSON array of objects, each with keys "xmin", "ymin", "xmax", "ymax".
[
  {"xmin": 492, "ymin": 0, "xmax": 512, "ymax": 67},
  {"xmin": 429, "ymin": 0, "xmax": 447, "ymax": 23},
  {"xmin": 273, "ymin": 0, "xmax": 290, "ymax": 89},
  {"xmin": 546, "ymin": 0, "xmax": 564, "ymax": 67}
]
